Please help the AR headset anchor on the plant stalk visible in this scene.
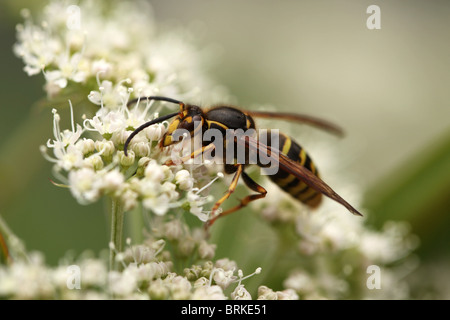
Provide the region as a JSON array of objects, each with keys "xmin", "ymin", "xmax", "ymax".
[{"xmin": 109, "ymin": 198, "xmax": 124, "ymax": 271}]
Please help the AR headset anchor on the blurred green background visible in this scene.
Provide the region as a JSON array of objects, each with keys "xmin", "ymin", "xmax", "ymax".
[{"xmin": 1, "ymin": 0, "xmax": 449, "ymax": 297}]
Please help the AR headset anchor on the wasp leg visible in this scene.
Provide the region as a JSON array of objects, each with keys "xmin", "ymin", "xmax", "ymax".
[
  {"xmin": 164, "ymin": 143, "xmax": 215, "ymax": 166},
  {"xmin": 206, "ymin": 170, "xmax": 267, "ymax": 228},
  {"xmin": 206, "ymin": 164, "xmax": 243, "ymax": 225}
]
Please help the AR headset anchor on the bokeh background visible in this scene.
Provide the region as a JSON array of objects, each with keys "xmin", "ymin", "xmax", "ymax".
[{"xmin": 1, "ymin": 0, "xmax": 449, "ymax": 298}]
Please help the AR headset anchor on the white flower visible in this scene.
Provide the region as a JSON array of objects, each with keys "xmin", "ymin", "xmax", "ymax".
[
  {"xmin": 282, "ymin": 270, "xmax": 315, "ymax": 297},
  {"xmin": 192, "ymin": 285, "xmax": 227, "ymax": 300},
  {"xmin": 88, "ymin": 79, "xmax": 131, "ymax": 109},
  {"xmin": 102, "ymin": 170, "xmax": 125, "ymax": 194},
  {"xmin": 75, "ymin": 138, "xmax": 95, "ymax": 155},
  {"xmin": 42, "ymin": 107, "xmax": 84, "ymax": 170},
  {"xmin": 212, "ymin": 268, "xmax": 236, "ymax": 290},
  {"xmin": 193, "ymin": 277, "xmax": 210, "ymax": 288},
  {"xmin": 143, "ymin": 194, "xmax": 170, "ymax": 216},
  {"xmin": 109, "ymin": 269, "xmax": 138, "ymax": 296},
  {"xmin": 91, "ymin": 59, "xmax": 112, "ymax": 77},
  {"xmin": 94, "ymin": 139, "xmax": 115, "ymax": 156},
  {"xmin": 164, "ymin": 220, "xmax": 185, "ymax": 241},
  {"xmin": 68, "ymin": 167, "xmax": 103, "ymax": 204},
  {"xmin": 13, "ymin": 9, "xmax": 60, "ymax": 76},
  {"xmin": 198, "ymin": 241, "xmax": 216, "ymax": 260},
  {"xmin": 145, "ymin": 122, "xmax": 165, "ymax": 141},
  {"xmin": 175, "ymin": 170, "xmax": 194, "ymax": 191},
  {"xmin": 144, "ymin": 160, "xmax": 167, "ymax": 183},
  {"xmin": 43, "ymin": 52, "xmax": 86, "ymax": 94},
  {"xmin": 275, "ymin": 289, "xmax": 299, "ymax": 300},
  {"xmin": 215, "ymin": 258, "xmax": 237, "ymax": 272},
  {"xmin": 148, "ymin": 279, "xmax": 170, "ymax": 300},
  {"xmin": 257, "ymin": 286, "xmax": 299, "ymax": 300},
  {"xmin": 165, "ymin": 275, "xmax": 192, "ymax": 300},
  {"xmin": 80, "ymin": 259, "xmax": 108, "ymax": 288},
  {"xmin": 231, "ymin": 285, "xmax": 252, "ymax": 300},
  {"xmin": 83, "ymin": 108, "xmax": 126, "ymax": 136}
]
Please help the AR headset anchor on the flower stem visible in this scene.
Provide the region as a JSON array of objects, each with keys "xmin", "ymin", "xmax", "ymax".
[
  {"xmin": 109, "ymin": 198, "xmax": 124, "ymax": 271},
  {"xmin": 127, "ymin": 204, "xmax": 144, "ymax": 245}
]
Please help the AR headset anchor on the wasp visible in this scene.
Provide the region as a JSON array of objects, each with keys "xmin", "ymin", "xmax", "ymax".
[{"xmin": 124, "ymin": 96, "xmax": 362, "ymax": 227}]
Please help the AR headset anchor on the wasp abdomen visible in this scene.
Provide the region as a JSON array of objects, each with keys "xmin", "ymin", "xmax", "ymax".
[{"xmin": 262, "ymin": 131, "xmax": 322, "ymax": 208}]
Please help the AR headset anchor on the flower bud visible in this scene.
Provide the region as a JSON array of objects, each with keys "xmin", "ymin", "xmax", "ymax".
[
  {"xmin": 175, "ymin": 169, "xmax": 194, "ymax": 191},
  {"xmin": 117, "ymin": 150, "xmax": 135, "ymax": 167},
  {"xmin": 231, "ymin": 285, "xmax": 252, "ymax": 300},
  {"xmin": 198, "ymin": 241, "xmax": 216, "ymax": 260},
  {"xmin": 145, "ymin": 123, "xmax": 165, "ymax": 141},
  {"xmin": 76, "ymin": 138, "xmax": 95, "ymax": 155},
  {"xmin": 84, "ymin": 154, "xmax": 104, "ymax": 170},
  {"xmin": 95, "ymin": 140, "xmax": 115, "ymax": 157}
]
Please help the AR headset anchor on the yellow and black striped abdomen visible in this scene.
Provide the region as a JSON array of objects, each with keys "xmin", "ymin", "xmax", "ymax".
[{"xmin": 263, "ymin": 131, "xmax": 322, "ymax": 208}]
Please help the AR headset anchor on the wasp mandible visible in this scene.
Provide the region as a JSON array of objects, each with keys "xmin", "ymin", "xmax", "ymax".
[{"xmin": 124, "ymin": 96, "xmax": 362, "ymax": 227}]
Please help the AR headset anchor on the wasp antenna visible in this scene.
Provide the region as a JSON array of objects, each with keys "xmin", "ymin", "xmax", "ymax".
[
  {"xmin": 126, "ymin": 96, "xmax": 182, "ymax": 108},
  {"xmin": 124, "ymin": 111, "xmax": 179, "ymax": 156}
]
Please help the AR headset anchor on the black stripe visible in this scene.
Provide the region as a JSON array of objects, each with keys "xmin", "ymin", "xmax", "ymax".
[
  {"xmin": 286, "ymin": 139, "xmax": 301, "ymax": 162},
  {"xmin": 303, "ymin": 155, "xmax": 312, "ymax": 173},
  {"xmin": 284, "ymin": 176, "xmax": 301, "ymax": 190},
  {"xmin": 294, "ymin": 183, "xmax": 309, "ymax": 197},
  {"xmin": 302, "ymin": 191, "xmax": 321, "ymax": 203},
  {"xmin": 270, "ymin": 169, "xmax": 290, "ymax": 180}
]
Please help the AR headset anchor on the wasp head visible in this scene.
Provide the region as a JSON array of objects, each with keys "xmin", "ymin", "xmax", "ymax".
[{"xmin": 161, "ymin": 104, "xmax": 205, "ymax": 147}]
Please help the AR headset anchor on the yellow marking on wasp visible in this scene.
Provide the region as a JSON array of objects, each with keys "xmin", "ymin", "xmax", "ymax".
[
  {"xmin": 297, "ymin": 187, "xmax": 317, "ymax": 201},
  {"xmin": 276, "ymin": 174, "xmax": 296, "ymax": 187},
  {"xmin": 288, "ymin": 180, "xmax": 308, "ymax": 195},
  {"xmin": 305, "ymin": 193, "xmax": 322, "ymax": 208},
  {"xmin": 163, "ymin": 118, "xmax": 181, "ymax": 146},
  {"xmin": 212, "ymin": 165, "xmax": 243, "ymax": 212},
  {"xmin": 281, "ymin": 136, "xmax": 292, "ymax": 155},
  {"xmin": 299, "ymin": 149, "xmax": 307, "ymax": 166},
  {"xmin": 163, "ymin": 135, "xmax": 173, "ymax": 146},
  {"xmin": 167, "ymin": 119, "xmax": 180, "ymax": 134},
  {"xmin": 309, "ymin": 161, "xmax": 317, "ymax": 174},
  {"xmin": 246, "ymin": 118, "xmax": 252, "ymax": 129},
  {"xmin": 207, "ymin": 120, "xmax": 229, "ymax": 131}
]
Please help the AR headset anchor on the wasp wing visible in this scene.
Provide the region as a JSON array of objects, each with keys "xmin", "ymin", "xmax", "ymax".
[
  {"xmin": 244, "ymin": 110, "xmax": 344, "ymax": 137},
  {"xmin": 238, "ymin": 135, "xmax": 362, "ymax": 216}
]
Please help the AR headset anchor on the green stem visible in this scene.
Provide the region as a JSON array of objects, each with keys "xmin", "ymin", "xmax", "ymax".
[
  {"xmin": 126, "ymin": 204, "xmax": 144, "ymax": 245},
  {"xmin": 109, "ymin": 198, "xmax": 124, "ymax": 271}
]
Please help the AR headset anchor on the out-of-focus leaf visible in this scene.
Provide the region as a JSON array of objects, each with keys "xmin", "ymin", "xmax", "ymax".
[
  {"xmin": 364, "ymin": 129, "xmax": 450, "ymax": 257},
  {"xmin": 0, "ymin": 110, "xmax": 51, "ymax": 209}
]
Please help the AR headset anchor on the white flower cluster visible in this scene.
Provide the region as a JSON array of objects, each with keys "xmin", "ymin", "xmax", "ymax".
[
  {"xmin": 252, "ymin": 178, "xmax": 419, "ymax": 299},
  {"xmin": 0, "ymin": 220, "xmax": 294, "ymax": 300},
  {"xmin": 14, "ymin": 0, "xmax": 224, "ymax": 102}
]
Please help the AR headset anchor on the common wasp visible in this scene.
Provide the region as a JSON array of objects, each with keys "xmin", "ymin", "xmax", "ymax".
[{"xmin": 124, "ymin": 96, "xmax": 362, "ymax": 227}]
